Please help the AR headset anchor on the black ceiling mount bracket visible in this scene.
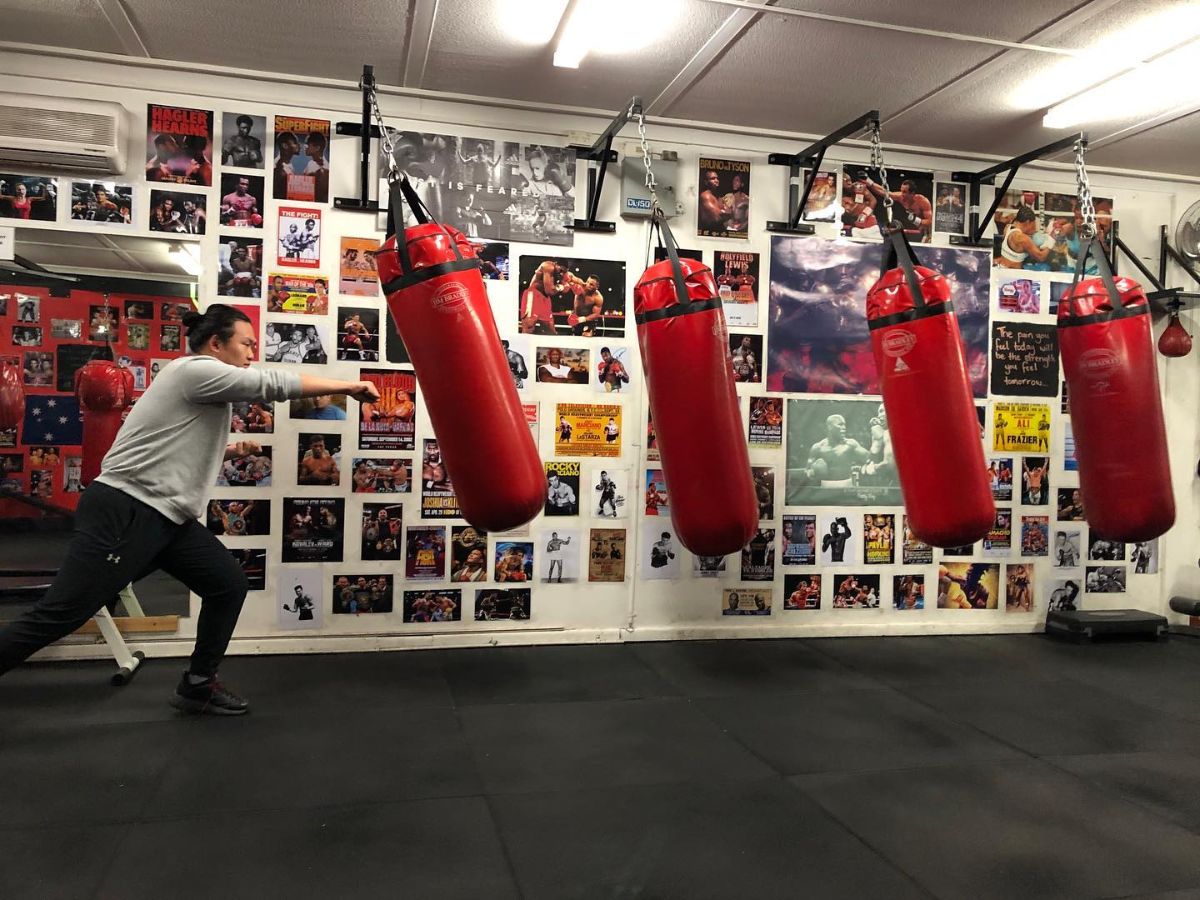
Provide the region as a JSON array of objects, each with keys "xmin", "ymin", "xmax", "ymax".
[
  {"xmin": 1110, "ymin": 222, "xmax": 1200, "ymax": 313},
  {"xmin": 567, "ymin": 96, "xmax": 641, "ymax": 234},
  {"xmin": 948, "ymin": 131, "xmax": 1086, "ymax": 248},
  {"xmin": 333, "ymin": 64, "xmax": 385, "ymax": 214},
  {"xmin": 765, "ymin": 110, "xmax": 880, "ymax": 235}
]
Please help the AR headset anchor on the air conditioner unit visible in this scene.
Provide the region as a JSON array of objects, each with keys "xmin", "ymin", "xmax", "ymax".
[{"xmin": 0, "ymin": 92, "xmax": 126, "ymax": 175}]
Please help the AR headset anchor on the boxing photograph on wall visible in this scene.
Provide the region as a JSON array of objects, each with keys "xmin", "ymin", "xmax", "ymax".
[
  {"xmin": 221, "ymin": 113, "xmax": 267, "ymax": 169},
  {"xmin": 449, "ymin": 526, "xmax": 489, "ymax": 583},
  {"xmin": 405, "ymin": 525, "xmax": 446, "ymax": 580},
  {"xmin": 332, "ymin": 575, "xmax": 394, "ymax": 614},
  {"xmin": 229, "ymin": 548, "xmax": 266, "ymax": 592},
  {"xmin": 996, "ymin": 277, "xmax": 1041, "ymax": 314},
  {"xmin": 722, "ymin": 588, "xmax": 771, "ymax": 616},
  {"xmin": 588, "ymin": 528, "xmax": 626, "ymax": 582},
  {"xmin": 767, "ymin": 236, "xmax": 989, "ymax": 395},
  {"xmin": 863, "ymin": 514, "xmax": 895, "ymax": 565},
  {"xmin": 554, "ymin": 403, "xmax": 621, "ymax": 457},
  {"xmin": 832, "ymin": 573, "xmax": 881, "ymax": 609},
  {"xmin": 993, "ymin": 188, "xmax": 1114, "ymax": 274},
  {"xmin": 697, "ymin": 157, "xmax": 750, "ymax": 239},
  {"xmin": 713, "ymin": 251, "xmax": 760, "ymax": 327},
  {"xmin": 730, "ymin": 333, "xmax": 763, "ymax": 384},
  {"xmin": 339, "ymin": 237, "xmax": 381, "ymax": 296},
  {"xmin": 785, "ymin": 398, "xmax": 900, "ymax": 507},
  {"xmin": 276, "ymin": 207, "xmax": 321, "ymax": 267},
  {"xmin": 206, "ymin": 499, "xmax": 270, "ymax": 536},
  {"xmin": 781, "ymin": 514, "xmax": 816, "ymax": 566},
  {"xmin": 590, "ymin": 465, "xmax": 628, "ymax": 519},
  {"xmin": 642, "ymin": 526, "xmax": 681, "ymax": 580},
  {"xmin": 361, "ymin": 503, "xmax": 403, "ymax": 562},
  {"xmin": 748, "ymin": 396, "xmax": 783, "ymax": 448},
  {"xmin": 1021, "ymin": 515, "xmax": 1049, "ymax": 556},
  {"xmin": 1085, "ymin": 566, "xmax": 1127, "ymax": 593},
  {"xmin": 145, "ymin": 104, "xmax": 213, "ymax": 186},
  {"xmin": 278, "ymin": 569, "xmax": 322, "ymax": 630},
  {"xmin": 216, "ymin": 446, "xmax": 272, "ymax": 487},
  {"xmin": 273, "ymin": 115, "xmax": 330, "ymax": 203},
  {"xmin": 474, "ymin": 241, "xmax": 510, "ymax": 280},
  {"xmin": 266, "ymin": 274, "xmax": 329, "ymax": 315},
  {"xmin": 351, "ymin": 457, "xmax": 411, "ymax": 493},
  {"xmin": 70, "ymin": 181, "xmax": 132, "ymax": 225},
  {"xmin": 894, "ymin": 574, "xmax": 924, "ymax": 610},
  {"xmin": 219, "ymin": 174, "xmax": 264, "ymax": 229},
  {"xmin": 536, "ymin": 347, "xmax": 590, "ymax": 385},
  {"xmin": 593, "ymin": 346, "xmax": 633, "ymax": 395},
  {"xmin": 517, "ymin": 257, "xmax": 626, "ymax": 337},
  {"xmin": 0, "ymin": 175, "xmax": 56, "ymax": 221},
  {"xmin": 692, "ymin": 554, "xmax": 727, "ymax": 578},
  {"xmin": 378, "ymin": 132, "xmax": 576, "ymax": 245},
  {"xmin": 263, "ymin": 322, "xmax": 330, "ymax": 364},
  {"xmin": 281, "ymin": 498, "xmax": 344, "ymax": 562},
  {"xmin": 934, "ymin": 182, "xmax": 966, "ymax": 235},
  {"xmin": 840, "ymin": 165, "xmax": 933, "ymax": 242},
  {"xmin": 794, "ymin": 169, "xmax": 839, "ymax": 223},
  {"xmin": 421, "ymin": 438, "xmax": 460, "ymax": 518},
  {"xmin": 784, "ymin": 573, "xmax": 822, "ymax": 610},
  {"xmin": 938, "ymin": 562, "xmax": 1000, "ymax": 609},
  {"xmin": 335, "ymin": 307, "xmax": 380, "ymax": 362},
  {"xmin": 544, "ymin": 460, "xmax": 580, "ymax": 516},
  {"xmin": 992, "ymin": 402, "xmax": 1051, "ymax": 454},
  {"xmin": 296, "ymin": 432, "xmax": 341, "ymax": 486},
  {"xmin": 902, "ymin": 516, "xmax": 933, "ymax": 564},
  {"xmin": 403, "ymin": 589, "xmax": 461, "ymax": 622},
  {"xmin": 217, "ymin": 238, "xmax": 263, "ymax": 299},
  {"xmin": 741, "ymin": 528, "xmax": 776, "ymax": 581},
  {"xmin": 149, "ymin": 190, "xmax": 206, "ymax": 234},
  {"xmin": 537, "ymin": 527, "xmax": 580, "ymax": 584},
  {"xmin": 475, "ymin": 589, "xmax": 531, "ymax": 621}
]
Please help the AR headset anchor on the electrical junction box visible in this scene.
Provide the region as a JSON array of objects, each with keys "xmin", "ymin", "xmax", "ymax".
[{"xmin": 621, "ymin": 144, "xmax": 683, "ymax": 219}]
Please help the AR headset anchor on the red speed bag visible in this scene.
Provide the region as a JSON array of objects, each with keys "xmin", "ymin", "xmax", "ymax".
[
  {"xmin": 74, "ymin": 359, "xmax": 135, "ymax": 487},
  {"xmin": 1158, "ymin": 313, "xmax": 1192, "ymax": 358},
  {"xmin": 634, "ymin": 218, "xmax": 757, "ymax": 556},
  {"xmin": 866, "ymin": 244, "xmax": 993, "ymax": 547},
  {"xmin": 376, "ymin": 177, "xmax": 542, "ymax": 532},
  {"xmin": 0, "ymin": 362, "xmax": 23, "ymax": 431},
  {"xmin": 1059, "ymin": 267, "xmax": 1174, "ymax": 540}
]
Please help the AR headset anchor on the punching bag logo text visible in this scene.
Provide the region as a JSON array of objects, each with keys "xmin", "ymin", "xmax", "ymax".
[
  {"xmin": 882, "ymin": 330, "xmax": 916, "ymax": 358},
  {"xmin": 430, "ymin": 282, "xmax": 470, "ymax": 314}
]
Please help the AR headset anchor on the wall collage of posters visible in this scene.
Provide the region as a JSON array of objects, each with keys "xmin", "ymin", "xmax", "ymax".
[{"xmin": 0, "ymin": 94, "xmax": 1152, "ymax": 638}]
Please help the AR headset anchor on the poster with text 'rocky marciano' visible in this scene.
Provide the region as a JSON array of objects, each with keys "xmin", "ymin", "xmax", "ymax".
[
  {"xmin": 378, "ymin": 134, "xmax": 576, "ymax": 246},
  {"xmin": 766, "ymin": 236, "xmax": 990, "ymax": 397}
]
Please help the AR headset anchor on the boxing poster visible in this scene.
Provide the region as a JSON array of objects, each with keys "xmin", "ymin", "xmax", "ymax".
[
  {"xmin": 145, "ymin": 104, "xmax": 213, "ymax": 186},
  {"xmin": 938, "ymin": 562, "xmax": 1000, "ymax": 609},
  {"xmin": 642, "ymin": 524, "xmax": 681, "ymax": 580},
  {"xmin": 781, "ymin": 514, "xmax": 816, "ymax": 566},
  {"xmin": 1005, "ymin": 564, "xmax": 1035, "ymax": 613},
  {"xmin": 752, "ymin": 466, "xmax": 775, "ymax": 520},
  {"xmin": 832, "ymin": 573, "xmax": 881, "ymax": 609},
  {"xmin": 588, "ymin": 528, "xmax": 626, "ymax": 582},
  {"xmin": 331, "ymin": 574, "xmax": 394, "ymax": 614},
  {"xmin": 475, "ymin": 588, "xmax": 531, "ymax": 621},
  {"xmin": 517, "ymin": 256, "xmax": 626, "ymax": 337},
  {"xmin": 544, "ymin": 460, "xmax": 580, "ymax": 516},
  {"xmin": 593, "ymin": 347, "xmax": 633, "ymax": 395},
  {"xmin": 350, "ymin": 458, "xmax": 411, "ymax": 493},
  {"xmin": 206, "ymin": 499, "xmax": 270, "ymax": 536},
  {"xmin": 523, "ymin": 401, "xmax": 540, "ymax": 450},
  {"xmin": 722, "ymin": 588, "xmax": 771, "ymax": 616},
  {"xmin": 1085, "ymin": 566, "xmax": 1127, "ymax": 593},
  {"xmin": 784, "ymin": 573, "xmax": 822, "ymax": 610},
  {"xmin": 840, "ymin": 165, "xmax": 933, "ymax": 242},
  {"xmin": 296, "ymin": 433, "xmax": 341, "ymax": 486},
  {"xmin": 494, "ymin": 540, "xmax": 534, "ymax": 582},
  {"xmin": 405, "ymin": 525, "xmax": 446, "ymax": 580},
  {"xmin": 644, "ymin": 468, "xmax": 669, "ymax": 517},
  {"xmin": 988, "ymin": 457, "xmax": 1014, "ymax": 501},
  {"xmin": 992, "ymin": 188, "xmax": 1113, "ymax": 275},
  {"xmin": 991, "ymin": 402, "xmax": 1050, "ymax": 454},
  {"xmin": 692, "ymin": 554, "xmax": 728, "ymax": 578},
  {"xmin": 740, "ymin": 528, "xmax": 776, "ymax": 582},
  {"xmin": 983, "ymin": 509, "xmax": 1013, "ymax": 557},
  {"xmin": 934, "ymin": 183, "xmax": 966, "ymax": 235},
  {"xmin": 218, "ymin": 174, "xmax": 264, "ymax": 229},
  {"xmin": 1087, "ymin": 536, "xmax": 1125, "ymax": 562},
  {"xmin": 475, "ymin": 241, "xmax": 510, "ymax": 280},
  {"xmin": 1021, "ymin": 457, "xmax": 1050, "ymax": 506},
  {"xmin": 536, "ymin": 347, "xmax": 590, "ymax": 385},
  {"xmin": 997, "ymin": 277, "xmax": 1040, "ymax": 315},
  {"xmin": 276, "ymin": 207, "xmax": 321, "ymax": 267},
  {"xmin": 70, "ymin": 181, "xmax": 133, "ymax": 226},
  {"xmin": 281, "ymin": 497, "xmax": 344, "ymax": 562},
  {"xmin": 0, "ymin": 174, "xmax": 57, "ymax": 221},
  {"xmin": 713, "ymin": 251, "xmax": 760, "ymax": 327},
  {"xmin": 358, "ymin": 369, "xmax": 416, "ymax": 451},
  {"xmin": 645, "ymin": 409, "xmax": 659, "ymax": 462},
  {"xmin": 216, "ymin": 446, "xmax": 272, "ymax": 487},
  {"xmin": 266, "ymin": 273, "xmax": 329, "ymax": 315},
  {"xmin": 339, "ymin": 237, "xmax": 380, "ymax": 296},
  {"xmin": 902, "ymin": 516, "xmax": 933, "ymax": 565},
  {"xmin": 278, "ymin": 569, "xmax": 322, "ymax": 631},
  {"xmin": 553, "ymin": 403, "xmax": 621, "ymax": 457},
  {"xmin": 590, "ymin": 465, "xmax": 627, "ymax": 519},
  {"xmin": 218, "ymin": 237, "xmax": 263, "ymax": 299},
  {"xmin": 862, "ymin": 514, "xmax": 895, "ymax": 565},
  {"xmin": 404, "ymin": 589, "xmax": 462, "ymax": 622},
  {"xmin": 1131, "ymin": 539, "xmax": 1159, "ymax": 574},
  {"xmin": 894, "ymin": 574, "xmax": 924, "ymax": 610},
  {"xmin": 290, "ymin": 395, "xmax": 346, "ymax": 421},
  {"xmin": 447, "ymin": 525, "xmax": 488, "ymax": 582},
  {"xmin": 817, "ymin": 512, "xmax": 860, "ymax": 565},
  {"xmin": 697, "ymin": 158, "xmax": 750, "ymax": 239},
  {"xmin": 336, "ymin": 308, "xmax": 381, "ymax": 362},
  {"xmin": 421, "ymin": 438, "xmax": 459, "ymax": 518},
  {"xmin": 230, "ymin": 401, "xmax": 273, "ymax": 434},
  {"xmin": 221, "ymin": 113, "xmax": 267, "ymax": 169},
  {"xmin": 785, "ymin": 398, "xmax": 901, "ymax": 507},
  {"xmin": 748, "ymin": 397, "xmax": 783, "ymax": 448},
  {"xmin": 1021, "ymin": 516, "xmax": 1049, "ymax": 557},
  {"xmin": 272, "ymin": 115, "xmax": 330, "ymax": 203},
  {"xmin": 767, "ymin": 236, "xmax": 990, "ymax": 396},
  {"xmin": 148, "ymin": 189, "xmax": 206, "ymax": 234},
  {"xmin": 361, "ymin": 502, "xmax": 403, "ymax": 562},
  {"xmin": 990, "ymin": 322, "xmax": 1058, "ymax": 397},
  {"xmin": 538, "ymin": 527, "xmax": 580, "ymax": 583},
  {"xmin": 729, "ymin": 333, "xmax": 762, "ymax": 383},
  {"xmin": 793, "ymin": 169, "xmax": 839, "ymax": 223},
  {"xmin": 378, "ymin": 133, "xmax": 577, "ymax": 246},
  {"xmin": 1048, "ymin": 577, "xmax": 1082, "ymax": 611}
]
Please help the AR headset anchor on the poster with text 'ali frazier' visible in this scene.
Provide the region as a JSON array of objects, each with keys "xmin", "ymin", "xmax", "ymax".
[
  {"xmin": 359, "ymin": 369, "xmax": 416, "ymax": 451},
  {"xmin": 698, "ymin": 158, "xmax": 750, "ymax": 239},
  {"xmin": 379, "ymin": 134, "xmax": 576, "ymax": 245}
]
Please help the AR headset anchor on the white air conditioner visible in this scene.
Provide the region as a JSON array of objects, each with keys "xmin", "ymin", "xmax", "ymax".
[{"xmin": 0, "ymin": 92, "xmax": 126, "ymax": 175}]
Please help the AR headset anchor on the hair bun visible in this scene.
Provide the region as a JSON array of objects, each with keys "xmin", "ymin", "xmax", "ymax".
[{"xmin": 181, "ymin": 310, "xmax": 203, "ymax": 329}]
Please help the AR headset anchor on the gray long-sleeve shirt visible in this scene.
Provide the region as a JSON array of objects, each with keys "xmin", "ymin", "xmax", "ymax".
[{"xmin": 96, "ymin": 356, "xmax": 302, "ymax": 523}]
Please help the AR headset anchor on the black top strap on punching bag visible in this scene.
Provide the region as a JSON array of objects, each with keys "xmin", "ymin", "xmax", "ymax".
[
  {"xmin": 636, "ymin": 210, "xmax": 722, "ymax": 326},
  {"xmin": 867, "ymin": 225, "xmax": 955, "ymax": 330},
  {"xmin": 1061, "ymin": 236, "xmax": 1147, "ymax": 326},
  {"xmin": 381, "ymin": 175, "xmax": 478, "ymax": 292}
]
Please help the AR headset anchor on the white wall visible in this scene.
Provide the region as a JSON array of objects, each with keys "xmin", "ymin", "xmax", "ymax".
[{"xmin": 3, "ymin": 46, "xmax": 1197, "ymax": 661}]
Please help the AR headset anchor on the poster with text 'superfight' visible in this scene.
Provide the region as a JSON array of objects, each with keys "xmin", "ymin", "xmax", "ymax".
[
  {"xmin": 273, "ymin": 116, "xmax": 331, "ymax": 203},
  {"xmin": 378, "ymin": 133, "xmax": 577, "ymax": 245}
]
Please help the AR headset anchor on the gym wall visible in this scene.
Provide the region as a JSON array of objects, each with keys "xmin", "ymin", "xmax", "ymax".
[{"xmin": 2, "ymin": 47, "xmax": 1197, "ymax": 660}]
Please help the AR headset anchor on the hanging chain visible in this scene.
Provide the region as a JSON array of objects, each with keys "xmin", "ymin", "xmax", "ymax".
[
  {"xmin": 869, "ymin": 121, "xmax": 893, "ymax": 210},
  {"xmin": 367, "ymin": 80, "xmax": 400, "ymax": 183},
  {"xmin": 1073, "ymin": 138, "xmax": 1097, "ymax": 239},
  {"xmin": 631, "ymin": 99, "xmax": 661, "ymax": 213}
]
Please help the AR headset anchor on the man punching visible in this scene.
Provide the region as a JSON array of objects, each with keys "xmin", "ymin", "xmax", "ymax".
[
  {"xmin": 568, "ymin": 274, "xmax": 605, "ymax": 336},
  {"xmin": 866, "ymin": 177, "xmax": 932, "ymax": 241},
  {"xmin": 0, "ymin": 305, "xmax": 379, "ymax": 714},
  {"xmin": 841, "ymin": 170, "xmax": 877, "ymax": 236},
  {"xmin": 519, "ymin": 260, "xmax": 560, "ymax": 335}
]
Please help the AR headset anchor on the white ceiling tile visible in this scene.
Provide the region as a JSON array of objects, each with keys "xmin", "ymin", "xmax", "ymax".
[
  {"xmin": 772, "ymin": 0, "xmax": 1090, "ymax": 40},
  {"xmin": 1, "ymin": 0, "xmax": 129, "ymax": 54}
]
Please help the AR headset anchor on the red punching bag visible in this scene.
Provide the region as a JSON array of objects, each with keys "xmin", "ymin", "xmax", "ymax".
[
  {"xmin": 634, "ymin": 212, "xmax": 757, "ymax": 556},
  {"xmin": 866, "ymin": 228, "xmax": 993, "ymax": 547},
  {"xmin": 74, "ymin": 359, "xmax": 135, "ymax": 487},
  {"xmin": 0, "ymin": 362, "xmax": 23, "ymax": 433},
  {"xmin": 1158, "ymin": 312, "xmax": 1192, "ymax": 358},
  {"xmin": 376, "ymin": 176, "xmax": 543, "ymax": 532},
  {"xmin": 1059, "ymin": 240, "xmax": 1174, "ymax": 540}
]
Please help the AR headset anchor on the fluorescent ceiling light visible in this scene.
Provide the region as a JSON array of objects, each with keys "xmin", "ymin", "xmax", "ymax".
[
  {"xmin": 170, "ymin": 243, "xmax": 203, "ymax": 277},
  {"xmin": 554, "ymin": 0, "xmax": 682, "ymax": 68},
  {"xmin": 498, "ymin": 0, "xmax": 570, "ymax": 45},
  {"xmin": 1043, "ymin": 39, "xmax": 1200, "ymax": 128}
]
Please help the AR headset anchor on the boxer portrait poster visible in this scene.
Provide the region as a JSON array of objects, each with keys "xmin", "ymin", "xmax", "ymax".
[
  {"xmin": 934, "ymin": 183, "xmax": 966, "ymax": 235},
  {"xmin": 70, "ymin": 181, "xmax": 133, "ymax": 226},
  {"xmin": 781, "ymin": 514, "xmax": 816, "ymax": 566},
  {"xmin": 279, "ymin": 569, "xmax": 322, "ymax": 630},
  {"xmin": 767, "ymin": 236, "xmax": 990, "ymax": 396},
  {"xmin": 339, "ymin": 237, "xmax": 381, "ymax": 296},
  {"xmin": 697, "ymin": 157, "xmax": 750, "ymax": 239},
  {"xmin": 281, "ymin": 497, "xmax": 344, "ymax": 563},
  {"xmin": 713, "ymin": 251, "xmax": 760, "ymax": 327},
  {"xmin": 544, "ymin": 460, "xmax": 581, "ymax": 516},
  {"xmin": 217, "ymin": 238, "xmax": 263, "ymax": 299},
  {"xmin": 378, "ymin": 132, "xmax": 576, "ymax": 246},
  {"xmin": 1021, "ymin": 516, "xmax": 1049, "ymax": 557},
  {"xmin": 421, "ymin": 438, "xmax": 460, "ymax": 518},
  {"xmin": 991, "ymin": 402, "xmax": 1051, "ymax": 454},
  {"xmin": 554, "ymin": 403, "xmax": 621, "ymax": 457},
  {"xmin": 221, "ymin": 113, "xmax": 267, "ymax": 169},
  {"xmin": 797, "ymin": 170, "xmax": 839, "ymax": 223},
  {"xmin": 785, "ymin": 398, "xmax": 900, "ymax": 507},
  {"xmin": 748, "ymin": 396, "xmax": 783, "ymax": 448},
  {"xmin": 741, "ymin": 528, "xmax": 776, "ymax": 581},
  {"xmin": 145, "ymin": 104, "xmax": 213, "ymax": 186},
  {"xmin": 218, "ymin": 174, "xmax": 264, "ymax": 229},
  {"xmin": 273, "ymin": 116, "xmax": 331, "ymax": 203},
  {"xmin": 863, "ymin": 514, "xmax": 895, "ymax": 565},
  {"xmin": 358, "ymin": 369, "xmax": 416, "ymax": 451},
  {"xmin": 517, "ymin": 256, "xmax": 626, "ymax": 337},
  {"xmin": 642, "ymin": 526, "xmax": 681, "ymax": 581}
]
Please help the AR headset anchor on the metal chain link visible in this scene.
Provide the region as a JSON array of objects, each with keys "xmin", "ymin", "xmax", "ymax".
[
  {"xmin": 631, "ymin": 99, "xmax": 661, "ymax": 212},
  {"xmin": 869, "ymin": 122, "xmax": 893, "ymax": 209},
  {"xmin": 1073, "ymin": 138, "xmax": 1097, "ymax": 238},
  {"xmin": 367, "ymin": 81, "xmax": 400, "ymax": 183}
]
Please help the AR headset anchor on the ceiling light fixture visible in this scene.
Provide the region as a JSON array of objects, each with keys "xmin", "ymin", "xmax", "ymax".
[
  {"xmin": 170, "ymin": 243, "xmax": 203, "ymax": 277},
  {"xmin": 553, "ymin": 0, "xmax": 683, "ymax": 68}
]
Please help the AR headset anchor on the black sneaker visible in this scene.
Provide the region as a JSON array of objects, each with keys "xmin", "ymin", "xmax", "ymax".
[{"xmin": 169, "ymin": 672, "xmax": 249, "ymax": 716}]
